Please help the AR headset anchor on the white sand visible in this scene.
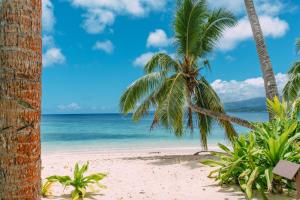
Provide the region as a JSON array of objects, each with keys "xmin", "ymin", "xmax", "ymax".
[{"xmin": 41, "ymin": 148, "xmax": 295, "ymax": 200}]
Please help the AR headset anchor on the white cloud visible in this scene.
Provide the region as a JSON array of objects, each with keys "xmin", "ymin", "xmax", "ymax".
[
  {"xmin": 82, "ymin": 9, "xmax": 115, "ymax": 34},
  {"xmin": 93, "ymin": 40, "xmax": 114, "ymax": 54},
  {"xmin": 42, "ymin": 0, "xmax": 55, "ymax": 32},
  {"xmin": 42, "ymin": 0, "xmax": 66, "ymax": 67},
  {"xmin": 133, "ymin": 52, "xmax": 154, "ymax": 67},
  {"xmin": 211, "ymin": 73, "xmax": 288, "ymax": 102},
  {"xmin": 58, "ymin": 103, "xmax": 81, "ymax": 111},
  {"xmin": 70, "ymin": 0, "xmax": 168, "ymax": 34},
  {"xmin": 43, "ymin": 35, "xmax": 55, "ymax": 48},
  {"xmin": 218, "ymin": 16, "xmax": 289, "ymax": 51},
  {"xmin": 43, "ymin": 48, "xmax": 66, "ymax": 67},
  {"xmin": 147, "ymin": 29, "xmax": 171, "ymax": 48},
  {"xmin": 207, "ymin": 0, "xmax": 284, "ymax": 16}
]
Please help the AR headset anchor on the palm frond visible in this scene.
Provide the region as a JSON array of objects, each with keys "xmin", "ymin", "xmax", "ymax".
[
  {"xmin": 198, "ymin": 8, "xmax": 236, "ymax": 55},
  {"xmin": 283, "ymin": 61, "xmax": 300, "ymax": 101},
  {"xmin": 196, "ymin": 78, "xmax": 236, "ymax": 146},
  {"xmin": 132, "ymin": 80, "xmax": 171, "ymax": 121},
  {"xmin": 157, "ymin": 73, "xmax": 187, "ymax": 136},
  {"xmin": 120, "ymin": 72, "xmax": 165, "ymax": 114},
  {"xmin": 174, "ymin": 0, "xmax": 206, "ymax": 58},
  {"xmin": 144, "ymin": 53, "xmax": 180, "ymax": 74}
]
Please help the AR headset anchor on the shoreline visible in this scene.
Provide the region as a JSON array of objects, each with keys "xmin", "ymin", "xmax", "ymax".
[
  {"xmin": 41, "ymin": 145, "xmax": 221, "ymax": 156},
  {"xmin": 41, "ymin": 147, "xmax": 295, "ymax": 200}
]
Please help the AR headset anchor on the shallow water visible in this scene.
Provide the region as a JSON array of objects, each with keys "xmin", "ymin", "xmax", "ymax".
[{"xmin": 41, "ymin": 112, "xmax": 268, "ymax": 153}]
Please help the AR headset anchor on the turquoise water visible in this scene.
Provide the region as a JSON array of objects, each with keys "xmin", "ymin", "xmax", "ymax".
[{"xmin": 41, "ymin": 112, "xmax": 268, "ymax": 153}]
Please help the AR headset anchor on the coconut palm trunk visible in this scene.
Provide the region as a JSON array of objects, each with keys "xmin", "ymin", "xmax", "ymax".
[
  {"xmin": 0, "ymin": 0, "xmax": 42, "ymax": 199},
  {"xmin": 244, "ymin": 0, "xmax": 279, "ymax": 120}
]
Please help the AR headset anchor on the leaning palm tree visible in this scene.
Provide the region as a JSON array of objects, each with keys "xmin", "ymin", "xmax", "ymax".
[
  {"xmin": 0, "ymin": 0, "xmax": 42, "ymax": 199},
  {"xmin": 120, "ymin": 0, "xmax": 253, "ymax": 149},
  {"xmin": 244, "ymin": 0, "xmax": 279, "ymax": 120},
  {"xmin": 283, "ymin": 38, "xmax": 300, "ymax": 101}
]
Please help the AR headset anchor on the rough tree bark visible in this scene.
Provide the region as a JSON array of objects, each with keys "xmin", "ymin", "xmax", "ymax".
[
  {"xmin": 244, "ymin": 0, "xmax": 279, "ymax": 120},
  {"xmin": 0, "ymin": 0, "xmax": 42, "ymax": 199}
]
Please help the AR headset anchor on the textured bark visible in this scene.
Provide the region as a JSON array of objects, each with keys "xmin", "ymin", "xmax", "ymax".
[
  {"xmin": 244, "ymin": 0, "xmax": 279, "ymax": 120},
  {"xmin": 0, "ymin": 0, "xmax": 42, "ymax": 199}
]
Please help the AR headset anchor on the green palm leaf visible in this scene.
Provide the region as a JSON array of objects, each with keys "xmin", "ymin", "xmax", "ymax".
[{"xmin": 144, "ymin": 53, "xmax": 180, "ymax": 74}]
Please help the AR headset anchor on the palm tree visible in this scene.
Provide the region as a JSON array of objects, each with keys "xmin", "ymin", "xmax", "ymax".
[
  {"xmin": 283, "ymin": 38, "xmax": 300, "ymax": 101},
  {"xmin": 0, "ymin": 0, "xmax": 42, "ymax": 199},
  {"xmin": 120, "ymin": 0, "xmax": 253, "ymax": 149},
  {"xmin": 244, "ymin": 0, "xmax": 279, "ymax": 120}
]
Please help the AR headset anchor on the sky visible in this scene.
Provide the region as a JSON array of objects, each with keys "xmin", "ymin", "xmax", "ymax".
[{"xmin": 41, "ymin": 0, "xmax": 300, "ymax": 114}]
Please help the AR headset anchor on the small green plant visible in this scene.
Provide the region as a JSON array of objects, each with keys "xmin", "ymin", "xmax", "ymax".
[{"xmin": 46, "ymin": 162, "xmax": 107, "ymax": 200}]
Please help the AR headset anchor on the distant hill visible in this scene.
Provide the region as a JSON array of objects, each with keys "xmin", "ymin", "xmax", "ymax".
[{"xmin": 224, "ymin": 97, "xmax": 267, "ymax": 112}]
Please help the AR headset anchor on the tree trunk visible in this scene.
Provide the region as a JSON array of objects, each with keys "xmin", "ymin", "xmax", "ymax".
[
  {"xmin": 189, "ymin": 104, "xmax": 255, "ymax": 129},
  {"xmin": 244, "ymin": 0, "xmax": 279, "ymax": 120},
  {"xmin": 0, "ymin": 0, "xmax": 42, "ymax": 199}
]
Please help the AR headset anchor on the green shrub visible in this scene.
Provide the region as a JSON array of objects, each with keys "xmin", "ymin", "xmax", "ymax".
[
  {"xmin": 46, "ymin": 162, "xmax": 107, "ymax": 200},
  {"xmin": 201, "ymin": 98, "xmax": 300, "ymax": 199}
]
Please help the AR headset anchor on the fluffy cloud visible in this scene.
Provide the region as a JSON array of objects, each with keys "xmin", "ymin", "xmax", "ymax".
[
  {"xmin": 133, "ymin": 52, "xmax": 155, "ymax": 67},
  {"xmin": 207, "ymin": 0, "xmax": 291, "ymax": 51},
  {"xmin": 43, "ymin": 48, "xmax": 66, "ymax": 67},
  {"xmin": 93, "ymin": 40, "xmax": 114, "ymax": 54},
  {"xmin": 42, "ymin": 0, "xmax": 66, "ymax": 67},
  {"xmin": 58, "ymin": 103, "xmax": 81, "ymax": 111},
  {"xmin": 207, "ymin": 0, "xmax": 284, "ymax": 16},
  {"xmin": 211, "ymin": 73, "xmax": 288, "ymax": 102},
  {"xmin": 82, "ymin": 9, "xmax": 115, "ymax": 34},
  {"xmin": 42, "ymin": 0, "xmax": 55, "ymax": 32},
  {"xmin": 147, "ymin": 29, "xmax": 171, "ymax": 48},
  {"xmin": 218, "ymin": 16, "xmax": 289, "ymax": 51},
  {"xmin": 70, "ymin": 0, "xmax": 168, "ymax": 34}
]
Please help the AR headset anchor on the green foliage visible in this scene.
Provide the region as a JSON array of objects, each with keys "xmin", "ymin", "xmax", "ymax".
[
  {"xmin": 201, "ymin": 98, "xmax": 300, "ymax": 199},
  {"xmin": 46, "ymin": 162, "xmax": 107, "ymax": 200},
  {"xmin": 120, "ymin": 0, "xmax": 237, "ymax": 149},
  {"xmin": 283, "ymin": 38, "xmax": 300, "ymax": 101}
]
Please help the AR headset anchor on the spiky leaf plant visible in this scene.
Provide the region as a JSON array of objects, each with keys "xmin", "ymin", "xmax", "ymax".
[{"xmin": 46, "ymin": 162, "xmax": 107, "ymax": 200}]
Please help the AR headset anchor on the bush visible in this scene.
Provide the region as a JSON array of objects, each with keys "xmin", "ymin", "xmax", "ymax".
[{"xmin": 201, "ymin": 98, "xmax": 300, "ymax": 199}]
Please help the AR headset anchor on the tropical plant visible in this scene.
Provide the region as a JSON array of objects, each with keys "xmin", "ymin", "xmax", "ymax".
[
  {"xmin": 120, "ymin": 0, "xmax": 254, "ymax": 149},
  {"xmin": 42, "ymin": 180, "xmax": 54, "ymax": 197},
  {"xmin": 201, "ymin": 98, "xmax": 300, "ymax": 199},
  {"xmin": 0, "ymin": 0, "xmax": 42, "ymax": 198},
  {"xmin": 244, "ymin": 0, "xmax": 279, "ymax": 120},
  {"xmin": 283, "ymin": 38, "xmax": 300, "ymax": 101},
  {"xmin": 46, "ymin": 162, "xmax": 107, "ymax": 200}
]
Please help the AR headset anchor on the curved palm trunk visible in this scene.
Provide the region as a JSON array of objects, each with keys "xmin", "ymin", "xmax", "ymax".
[
  {"xmin": 189, "ymin": 104, "xmax": 255, "ymax": 129},
  {"xmin": 0, "ymin": 0, "xmax": 42, "ymax": 199},
  {"xmin": 244, "ymin": 0, "xmax": 279, "ymax": 120}
]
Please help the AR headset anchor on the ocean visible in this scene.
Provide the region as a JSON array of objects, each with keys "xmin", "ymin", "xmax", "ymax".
[{"xmin": 41, "ymin": 112, "xmax": 268, "ymax": 153}]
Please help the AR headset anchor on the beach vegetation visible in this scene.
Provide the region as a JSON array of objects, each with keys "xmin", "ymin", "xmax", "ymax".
[
  {"xmin": 283, "ymin": 38, "xmax": 300, "ymax": 101},
  {"xmin": 46, "ymin": 162, "xmax": 107, "ymax": 200},
  {"xmin": 120, "ymin": 0, "xmax": 256, "ymax": 149},
  {"xmin": 201, "ymin": 97, "xmax": 300, "ymax": 199}
]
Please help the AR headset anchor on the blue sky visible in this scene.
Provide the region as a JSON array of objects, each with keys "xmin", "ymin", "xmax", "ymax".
[{"xmin": 42, "ymin": 0, "xmax": 300, "ymax": 114}]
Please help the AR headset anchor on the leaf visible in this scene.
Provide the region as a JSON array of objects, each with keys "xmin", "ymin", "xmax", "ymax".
[
  {"xmin": 200, "ymin": 159, "xmax": 224, "ymax": 167},
  {"xmin": 245, "ymin": 167, "xmax": 259, "ymax": 200}
]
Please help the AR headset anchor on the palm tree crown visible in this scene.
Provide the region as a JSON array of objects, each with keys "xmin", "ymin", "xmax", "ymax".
[
  {"xmin": 120, "ymin": 0, "xmax": 237, "ymax": 148},
  {"xmin": 283, "ymin": 38, "xmax": 300, "ymax": 101}
]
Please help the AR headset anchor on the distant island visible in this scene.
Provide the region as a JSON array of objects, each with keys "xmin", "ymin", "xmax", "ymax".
[{"xmin": 224, "ymin": 97, "xmax": 268, "ymax": 112}]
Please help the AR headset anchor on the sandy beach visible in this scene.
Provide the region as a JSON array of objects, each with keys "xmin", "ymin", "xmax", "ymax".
[{"xmin": 41, "ymin": 148, "xmax": 295, "ymax": 200}]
